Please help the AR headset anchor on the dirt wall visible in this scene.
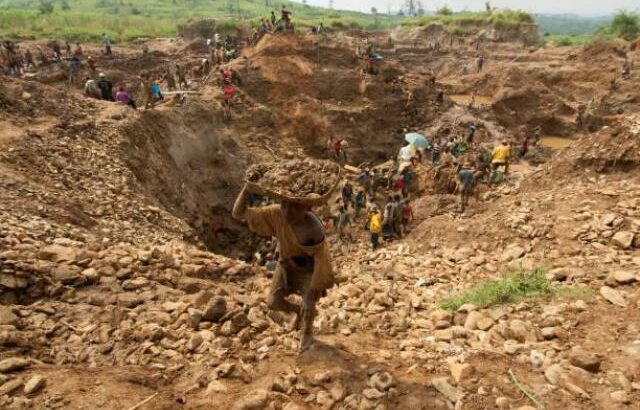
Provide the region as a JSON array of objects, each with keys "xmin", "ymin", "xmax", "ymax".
[{"xmin": 120, "ymin": 103, "xmax": 255, "ymax": 257}]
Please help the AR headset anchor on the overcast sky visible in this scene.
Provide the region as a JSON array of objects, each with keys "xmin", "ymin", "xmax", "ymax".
[{"xmin": 301, "ymin": 0, "xmax": 639, "ymax": 16}]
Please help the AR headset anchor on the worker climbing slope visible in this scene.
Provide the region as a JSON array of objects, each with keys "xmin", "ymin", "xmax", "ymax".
[{"xmin": 232, "ymin": 160, "xmax": 338, "ymax": 352}]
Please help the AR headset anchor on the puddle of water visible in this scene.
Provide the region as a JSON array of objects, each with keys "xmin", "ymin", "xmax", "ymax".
[
  {"xmin": 540, "ymin": 136, "xmax": 573, "ymax": 149},
  {"xmin": 449, "ymin": 94, "xmax": 493, "ymax": 107}
]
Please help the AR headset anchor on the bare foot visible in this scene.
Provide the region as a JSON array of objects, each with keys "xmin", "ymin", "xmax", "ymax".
[{"xmin": 298, "ymin": 333, "xmax": 315, "ymax": 353}]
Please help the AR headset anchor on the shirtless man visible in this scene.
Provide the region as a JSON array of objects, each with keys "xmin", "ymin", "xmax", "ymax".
[{"xmin": 233, "ymin": 185, "xmax": 334, "ymax": 352}]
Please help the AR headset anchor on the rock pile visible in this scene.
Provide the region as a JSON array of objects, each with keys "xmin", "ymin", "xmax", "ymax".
[{"xmin": 246, "ymin": 159, "xmax": 339, "ymax": 199}]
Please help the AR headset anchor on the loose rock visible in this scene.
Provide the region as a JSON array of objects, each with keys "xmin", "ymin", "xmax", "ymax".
[{"xmin": 24, "ymin": 375, "xmax": 46, "ymax": 395}]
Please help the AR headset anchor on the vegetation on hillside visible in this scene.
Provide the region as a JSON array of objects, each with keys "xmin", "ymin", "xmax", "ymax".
[
  {"xmin": 439, "ymin": 267, "xmax": 590, "ymax": 311},
  {"xmin": 0, "ymin": 0, "xmax": 402, "ymax": 41},
  {"xmin": 403, "ymin": 9, "xmax": 534, "ymax": 29},
  {"xmin": 541, "ymin": 33, "xmax": 600, "ymax": 47},
  {"xmin": 601, "ymin": 11, "xmax": 640, "ymax": 40},
  {"xmin": 536, "ymin": 10, "xmax": 639, "ymax": 48},
  {"xmin": 535, "ymin": 13, "xmax": 612, "ymax": 36}
]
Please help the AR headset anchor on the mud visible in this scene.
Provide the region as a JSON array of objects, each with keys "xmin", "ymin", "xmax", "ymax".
[{"xmin": 540, "ymin": 136, "xmax": 573, "ymax": 149}]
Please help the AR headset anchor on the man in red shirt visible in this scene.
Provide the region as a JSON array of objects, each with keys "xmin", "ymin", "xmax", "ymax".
[
  {"xmin": 327, "ymin": 136, "xmax": 346, "ymax": 165},
  {"xmin": 402, "ymin": 199, "xmax": 414, "ymax": 229},
  {"xmin": 222, "ymin": 81, "xmax": 236, "ymax": 119}
]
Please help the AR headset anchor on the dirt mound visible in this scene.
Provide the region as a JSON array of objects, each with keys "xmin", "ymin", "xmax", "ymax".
[
  {"xmin": 491, "ymin": 71, "xmax": 574, "ymax": 134},
  {"xmin": 404, "ymin": 23, "xmax": 450, "ymax": 43},
  {"xmin": 182, "ymin": 39, "xmax": 210, "ymax": 55},
  {"xmin": 549, "ymin": 116, "xmax": 640, "ymax": 175},
  {"xmin": 0, "ymin": 75, "xmax": 93, "ymax": 121},
  {"xmin": 578, "ymin": 40, "xmax": 628, "ymax": 62},
  {"xmin": 252, "ymin": 55, "xmax": 314, "ymax": 85},
  {"xmin": 250, "ymin": 33, "xmax": 303, "ymax": 58}
]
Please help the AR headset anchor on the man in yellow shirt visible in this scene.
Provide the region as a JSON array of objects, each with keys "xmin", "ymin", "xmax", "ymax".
[
  {"xmin": 491, "ymin": 140, "xmax": 511, "ymax": 174},
  {"xmin": 368, "ymin": 205, "xmax": 382, "ymax": 250}
]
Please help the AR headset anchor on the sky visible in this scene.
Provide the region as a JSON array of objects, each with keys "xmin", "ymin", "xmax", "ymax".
[{"xmin": 302, "ymin": 0, "xmax": 640, "ymax": 16}]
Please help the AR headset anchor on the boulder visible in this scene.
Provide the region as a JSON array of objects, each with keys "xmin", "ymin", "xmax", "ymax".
[
  {"xmin": 0, "ymin": 357, "xmax": 31, "ymax": 372},
  {"xmin": 0, "ymin": 378, "xmax": 23, "ymax": 396},
  {"xmin": 202, "ymin": 297, "xmax": 227, "ymax": 322},
  {"xmin": 24, "ymin": 375, "xmax": 46, "ymax": 395},
  {"xmin": 0, "ymin": 306, "xmax": 19, "ymax": 326},
  {"xmin": 206, "ymin": 380, "xmax": 228, "ymax": 395},
  {"xmin": 186, "ymin": 333, "xmax": 204, "ymax": 352},
  {"xmin": 476, "ymin": 316, "xmax": 495, "ymax": 331},
  {"xmin": 502, "ymin": 245, "xmax": 526, "ymax": 261},
  {"xmin": 431, "ymin": 377, "xmax": 462, "ymax": 403},
  {"xmin": 613, "ymin": 271, "xmax": 637, "ymax": 285},
  {"xmin": 449, "ymin": 363, "xmax": 475, "ymax": 384},
  {"xmin": 187, "ymin": 308, "xmax": 203, "ymax": 329},
  {"xmin": 569, "ymin": 349, "xmax": 601, "ymax": 373},
  {"xmin": 600, "ymin": 286, "xmax": 628, "ymax": 307},
  {"xmin": 362, "ymin": 388, "xmax": 385, "ymax": 400},
  {"xmin": 610, "ymin": 390, "xmax": 631, "ymax": 404},
  {"xmin": 369, "ymin": 372, "xmax": 395, "ymax": 391},
  {"xmin": 544, "ymin": 364, "xmax": 564, "ymax": 385},
  {"xmin": 232, "ymin": 390, "xmax": 269, "ymax": 410},
  {"xmin": 52, "ymin": 264, "xmax": 82, "ymax": 285},
  {"xmin": 612, "ymin": 231, "xmax": 634, "ymax": 249},
  {"xmin": 463, "ymin": 311, "xmax": 483, "ymax": 330},
  {"xmin": 508, "ymin": 320, "xmax": 537, "ymax": 343},
  {"xmin": 38, "ymin": 245, "xmax": 76, "ymax": 262}
]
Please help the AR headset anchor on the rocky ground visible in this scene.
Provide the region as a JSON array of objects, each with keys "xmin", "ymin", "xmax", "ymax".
[{"xmin": 1, "ymin": 31, "xmax": 640, "ymax": 410}]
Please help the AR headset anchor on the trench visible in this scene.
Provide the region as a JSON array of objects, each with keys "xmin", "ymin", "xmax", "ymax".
[
  {"xmin": 120, "ymin": 103, "xmax": 260, "ymax": 258},
  {"xmin": 112, "ymin": 39, "xmax": 447, "ymax": 257}
]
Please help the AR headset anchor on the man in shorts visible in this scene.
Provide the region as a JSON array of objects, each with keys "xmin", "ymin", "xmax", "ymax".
[{"xmin": 233, "ymin": 184, "xmax": 334, "ymax": 352}]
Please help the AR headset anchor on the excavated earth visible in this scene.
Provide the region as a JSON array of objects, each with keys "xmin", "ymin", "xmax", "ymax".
[{"xmin": 1, "ymin": 32, "xmax": 640, "ymax": 410}]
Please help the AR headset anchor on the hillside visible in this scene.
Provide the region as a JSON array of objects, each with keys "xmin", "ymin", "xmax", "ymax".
[
  {"xmin": 0, "ymin": 0, "xmax": 402, "ymax": 41},
  {"xmin": 534, "ymin": 13, "xmax": 612, "ymax": 35}
]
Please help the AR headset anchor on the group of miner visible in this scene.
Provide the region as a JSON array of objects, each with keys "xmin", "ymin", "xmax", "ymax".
[{"xmin": 1, "ymin": 16, "xmax": 637, "ymax": 357}]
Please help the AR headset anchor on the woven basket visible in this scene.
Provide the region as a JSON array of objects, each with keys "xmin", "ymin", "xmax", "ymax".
[{"xmin": 245, "ymin": 166, "xmax": 341, "ymax": 207}]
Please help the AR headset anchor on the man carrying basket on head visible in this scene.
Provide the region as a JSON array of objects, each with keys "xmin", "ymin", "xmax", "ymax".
[{"xmin": 232, "ymin": 163, "xmax": 337, "ymax": 353}]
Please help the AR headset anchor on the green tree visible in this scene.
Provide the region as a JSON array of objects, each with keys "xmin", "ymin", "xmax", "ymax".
[
  {"xmin": 610, "ymin": 11, "xmax": 639, "ymax": 40},
  {"xmin": 38, "ymin": 0, "xmax": 55, "ymax": 14},
  {"xmin": 436, "ymin": 5, "xmax": 453, "ymax": 16},
  {"xmin": 61, "ymin": 0, "xmax": 71, "ymax": 10}
]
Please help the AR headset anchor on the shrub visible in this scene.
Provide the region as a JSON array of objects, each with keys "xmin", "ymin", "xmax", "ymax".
[
  {"xmin": 610, "ymin": 11, "xmax": 639, "ymax": 40},
  {"xmin": 555, "ymin": 37, "xmax": 572, "ymax": 46},
  {"xmin": 38, "ymin": 0, "xmax": 55, "ymax": 14},
  {"xmin": 436, "ymin": 5, "xmax": 453, "ymax": 16},
  {"xmin": 439, "ymin": 267, "xmax": 592, "ymax": 312}
]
